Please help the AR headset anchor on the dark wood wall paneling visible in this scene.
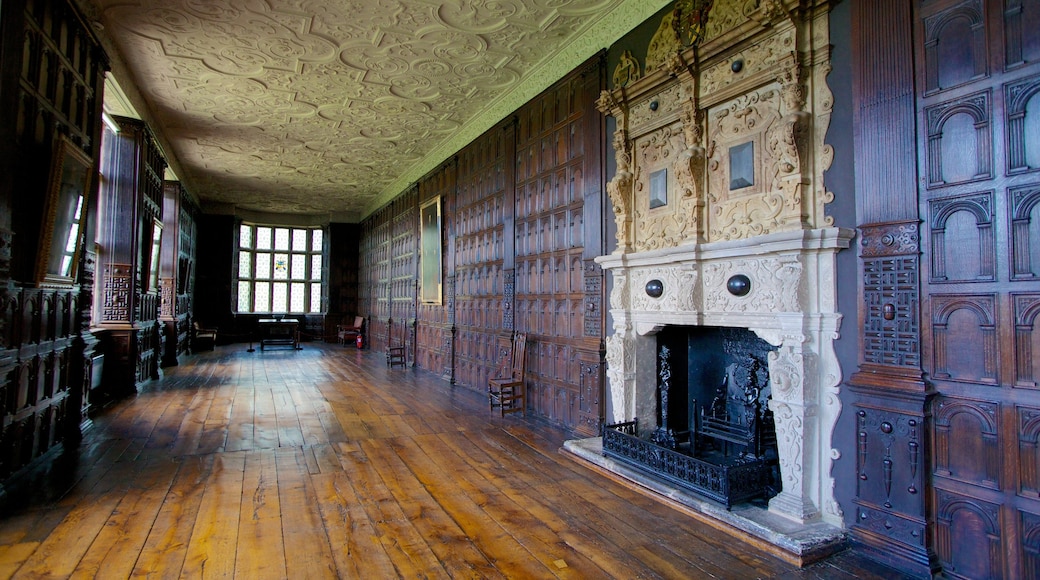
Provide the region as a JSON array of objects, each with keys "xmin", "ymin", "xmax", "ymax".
[
  {"xmin": 851, "ymin": 0, "xmax": 1040, "ymax": 577},
  {"xmin": 357, "ymin": 55, "xmax": 606, "ymax": 435},
  {"xmin": 416, "ymin": 162, "xmax": 456, "ymax": 379},
  {"xmin": 0, "ymin": 0, "xmax": 107, "ymax": 487},
  {"xmin": 327, "ymin": 223, "xmax": 360, "ymax": 340},
  {"xmin": 453, "ymin": 124, "xmax": 514, "ymax": 392}
]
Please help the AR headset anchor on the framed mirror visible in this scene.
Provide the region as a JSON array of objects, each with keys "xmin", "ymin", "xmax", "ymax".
[
  {"xmin": 419, "ymin": 196, "xmax": 442, "ymax": 304},
  {"xmin": 36, "ymin": 135, "xmax": 93, "ymax": 287}
]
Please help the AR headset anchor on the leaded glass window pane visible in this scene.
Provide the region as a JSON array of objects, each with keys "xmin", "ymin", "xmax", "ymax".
[
  {"xmin": 275, "ymin": 228, "xmax": 290, "ymax": 251},
  {"xmin": 290, "ymin": 283, "xmax": 305, "ymax": 312},
  {"xmin": 293, "ymin": 229, "xmax": 307, "ymax": 252},
  {"xmin": 310, "ymin": 284, "xmax": 321, "ymax": 314},
  {"xmin": 254, "ymin": 282, "xmax": 270, "ymax": 312},
  {"xmin": 239, "ymin": 251, "xmax": 252, "ymax": 278},
  {"xmin": 240, "ymin": 224, "xmax": 253, "ymax": 249},
  {"xmin": 311, "ymin": 254, "xmax": 322, "ymax": 279},
  {"xmin": 256, "ymin": 253, "xmax": 271, "ymax": 279},
  {"xmin": 256, "ymin": 227, "xmax": 272, "ymax": 250},
  {"xmin": 272, "ymin": 282, "xmax": 288, "ymax": 312},
  {"xmin": 238, "ymin": 281, "xmax": 252, "ymax": 312}
]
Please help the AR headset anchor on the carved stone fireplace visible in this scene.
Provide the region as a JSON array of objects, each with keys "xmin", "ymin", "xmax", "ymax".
[{"xmin": 563, "ymin": 0, "xmax": 853, "ymax": 561}]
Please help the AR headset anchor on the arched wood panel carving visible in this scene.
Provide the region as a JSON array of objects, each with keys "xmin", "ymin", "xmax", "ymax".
[
  {"xmin": 926, "ymin": 91, "xmax": 993, "ymax": 187},
  {"xmin": 931, "ymin": 295, "xmax": 998, "ymax": 384},
  {"xmin": 924, "ymin": 0, "xmax": 987, "ymax": 93},
  {"xmin": 934, "ymin": 397, "xmax": 1000, "ymax": 488},
  {"xmin": 935, "ymin": 488, "xmax": 1002, "ymax": 580},
  {"xmin": 928, "ymin": 192, "xmax": 995, "ymax": 282}
]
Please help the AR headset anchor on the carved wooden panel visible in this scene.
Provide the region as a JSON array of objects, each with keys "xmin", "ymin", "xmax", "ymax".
[
  {"xmin": 934, "ymin": 397, "xmax": 1000, "ymax": 488},
  {"xmin": 923, "ymin": 0, "xmax": 988, "ymax": 94},
  {"xmin": 1004, "ymin": 0, "xmax": 1040, "ymax": 69},
  {"xmin": 855, "ymin": 408, "xmax": 926, "ymax": 515},
  {"xmin": 931, "ymin": 294, "xmax": 999, "ymax": 384},
  {"xmin": 1010, "ymin": 183, "xmax": 1040, "ymax": 279},
  {"xmin": 862, "ymin": 253, "xmax": 921, "ymax": 369},
  {"xmin": 0, "ymin": 287, "xmax": 80, "ymax": 479},
  {"xmin": 1005, "ymin": 74, "xmax": 1040, "ymax": 173},
  {"xmin": 1014, "ymin": 293, "xmax": 1040, "ymax": 387},
  {"xmin": 928, "ymin": 191, "xmax": 995, "ymax": 282},
  {"xmin": 1022, "ymin": 510, "xmax": 1040, "ymax": 580},
  {"xmin": 925, "ymin": 91, "xmax": 993, "ymax": 187},
  {"xmin": 1019, "ymin": 406, "xmax": 1040, "ymax": 497},
  {"xmin": 934, "ymin": 488, "xmax": 1003, "ymax": 580}
]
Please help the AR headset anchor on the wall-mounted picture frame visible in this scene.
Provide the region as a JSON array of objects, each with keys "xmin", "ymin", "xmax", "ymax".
[
  {"xmin": 729, "ymin": 141, "xmax": 755, "ymax": 190},
  {"xmin": 419, "ymin": 196, "xmax": 442, "ymax": 304},
  {"xmin": 35, "ymin": 135, "xmax": 93, "ymax": 288},
  {"xmin": 144, "ymin": 217, "xmax": 163, "ymax": 292},
  {"xmin": 649, "ymin": 168, "xmax": 668, "ymax": 209}
]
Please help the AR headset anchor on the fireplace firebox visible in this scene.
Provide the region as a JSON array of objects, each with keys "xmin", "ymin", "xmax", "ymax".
[{"xmin": 602, "ymin": 326, "xmax": 781, "ymax": 508}]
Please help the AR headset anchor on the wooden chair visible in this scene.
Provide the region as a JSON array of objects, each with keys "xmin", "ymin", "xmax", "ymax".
[
  {"xmin": 488, "ymin": 332, "xmax": 528, "ymax": 416},
  {"xmin": 337, "ymin": 316, "xmax": 364, "ymax": 347},
  {"xmin": 386, "ymin": 320, "xmax": 407, "ymax": 368},
  {"xmin": 192, "ymin": 321, "xmax": 217, "ymax": 352}
]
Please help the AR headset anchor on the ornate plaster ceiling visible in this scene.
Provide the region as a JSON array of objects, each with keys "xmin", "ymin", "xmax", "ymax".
[{"xmin": 78, "ymin": 0, "xmax": 669, "ymax": 220}]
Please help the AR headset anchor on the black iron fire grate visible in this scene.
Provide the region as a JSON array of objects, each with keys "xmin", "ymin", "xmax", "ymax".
[{"xmin": 601, "ymin": 419, "xmax": 775, "ymax": 509}]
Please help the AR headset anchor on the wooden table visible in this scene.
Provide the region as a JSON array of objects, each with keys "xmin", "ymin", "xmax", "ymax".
[{"xmin": 258, "ymin": 318, "xmax": 299, "ymax": 350}]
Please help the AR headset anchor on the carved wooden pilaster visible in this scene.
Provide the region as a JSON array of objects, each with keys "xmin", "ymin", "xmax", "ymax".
[{"xmin": 847, "ymin": 2, "xmax": 937, "ymax": 575}]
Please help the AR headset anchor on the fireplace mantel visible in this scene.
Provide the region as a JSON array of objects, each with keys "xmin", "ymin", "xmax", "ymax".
[
  {"xmin": 587, "ymin": 0, "xmax": 849, "ymax": 533},
  {"xmin": 596, "ymin": 226, "xmax": 852, "ymax": 527}
]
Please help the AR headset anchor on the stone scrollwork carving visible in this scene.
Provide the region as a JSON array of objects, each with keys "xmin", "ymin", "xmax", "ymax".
[
  {"xmin": 629, "ymin": 267, "xmax": 699, "ymax": 312},
  {"xmin": 646, "ymin": 11, "xmax": 682, "ymax": 76},
  {"xmin": 605, "ymin": 327, "xmax": 636, "ymax": 422},
  {"xmin": 703, "ymin": 257, "xmax": 803, "ymax": 313},
  {"xmin": 634, "ymin": 126, "xmax": 687, "ymax": 251},
  {"xmin": 704, "ymin": 0, "xmax": 759, "ymax": 43}
]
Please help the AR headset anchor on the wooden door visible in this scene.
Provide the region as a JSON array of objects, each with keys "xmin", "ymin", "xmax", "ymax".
[{"xmin": 916, "ymin": 0, "xmax": 1040, "ymax": 577}]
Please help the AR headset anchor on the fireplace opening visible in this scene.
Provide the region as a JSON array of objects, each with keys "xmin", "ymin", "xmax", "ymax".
[{"xmin": 603, "ymin": 325, "xmax": 781, "ymax": 508}]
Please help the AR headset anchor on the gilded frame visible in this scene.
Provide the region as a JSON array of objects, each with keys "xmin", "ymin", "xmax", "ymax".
[{"xmin": 36, "ymin": 135, "xmax": 93, "ymax": 288}]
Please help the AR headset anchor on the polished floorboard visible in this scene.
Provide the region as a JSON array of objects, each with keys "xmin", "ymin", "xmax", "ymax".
[{"xmin": 0, "ymin": 343, "xmax": 908, "ymax": 579}]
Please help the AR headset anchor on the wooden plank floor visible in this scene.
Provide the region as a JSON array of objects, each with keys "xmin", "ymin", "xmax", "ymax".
[{"xmin": 0, "ymin": 344, "xmax": 910, "ymax": 579}]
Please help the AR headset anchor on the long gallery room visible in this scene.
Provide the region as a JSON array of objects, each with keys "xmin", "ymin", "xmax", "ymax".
[{"xmin": 1, "ymin": 0, "xmax": 1038, "ymax": 578}]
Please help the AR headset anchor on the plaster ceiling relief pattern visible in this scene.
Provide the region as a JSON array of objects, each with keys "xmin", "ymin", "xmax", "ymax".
[{"xmin": 87, "ymin": 0, "xmax": 664, "ymax": 217}]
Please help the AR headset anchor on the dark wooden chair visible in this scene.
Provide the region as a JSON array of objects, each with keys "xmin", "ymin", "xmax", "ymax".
[
  {"xmin": 192, "ymin": 321, "xmax": 217, "ymax": 352},
  {"xmin": 488, "ymin": 332, "xmax": 528, "ymax": 416},
  {"xmin": 386, "ymin": 320, "xmax": 407, "ymax": 368},
  {"xmin": 337, "ymin": 316, "xmax": 364, "ymax": 346}
]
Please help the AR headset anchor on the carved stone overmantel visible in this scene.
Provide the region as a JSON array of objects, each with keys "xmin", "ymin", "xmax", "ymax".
[{"xmin": 594, "ymin": 0, "xmax": 845, "ymax": 530}]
